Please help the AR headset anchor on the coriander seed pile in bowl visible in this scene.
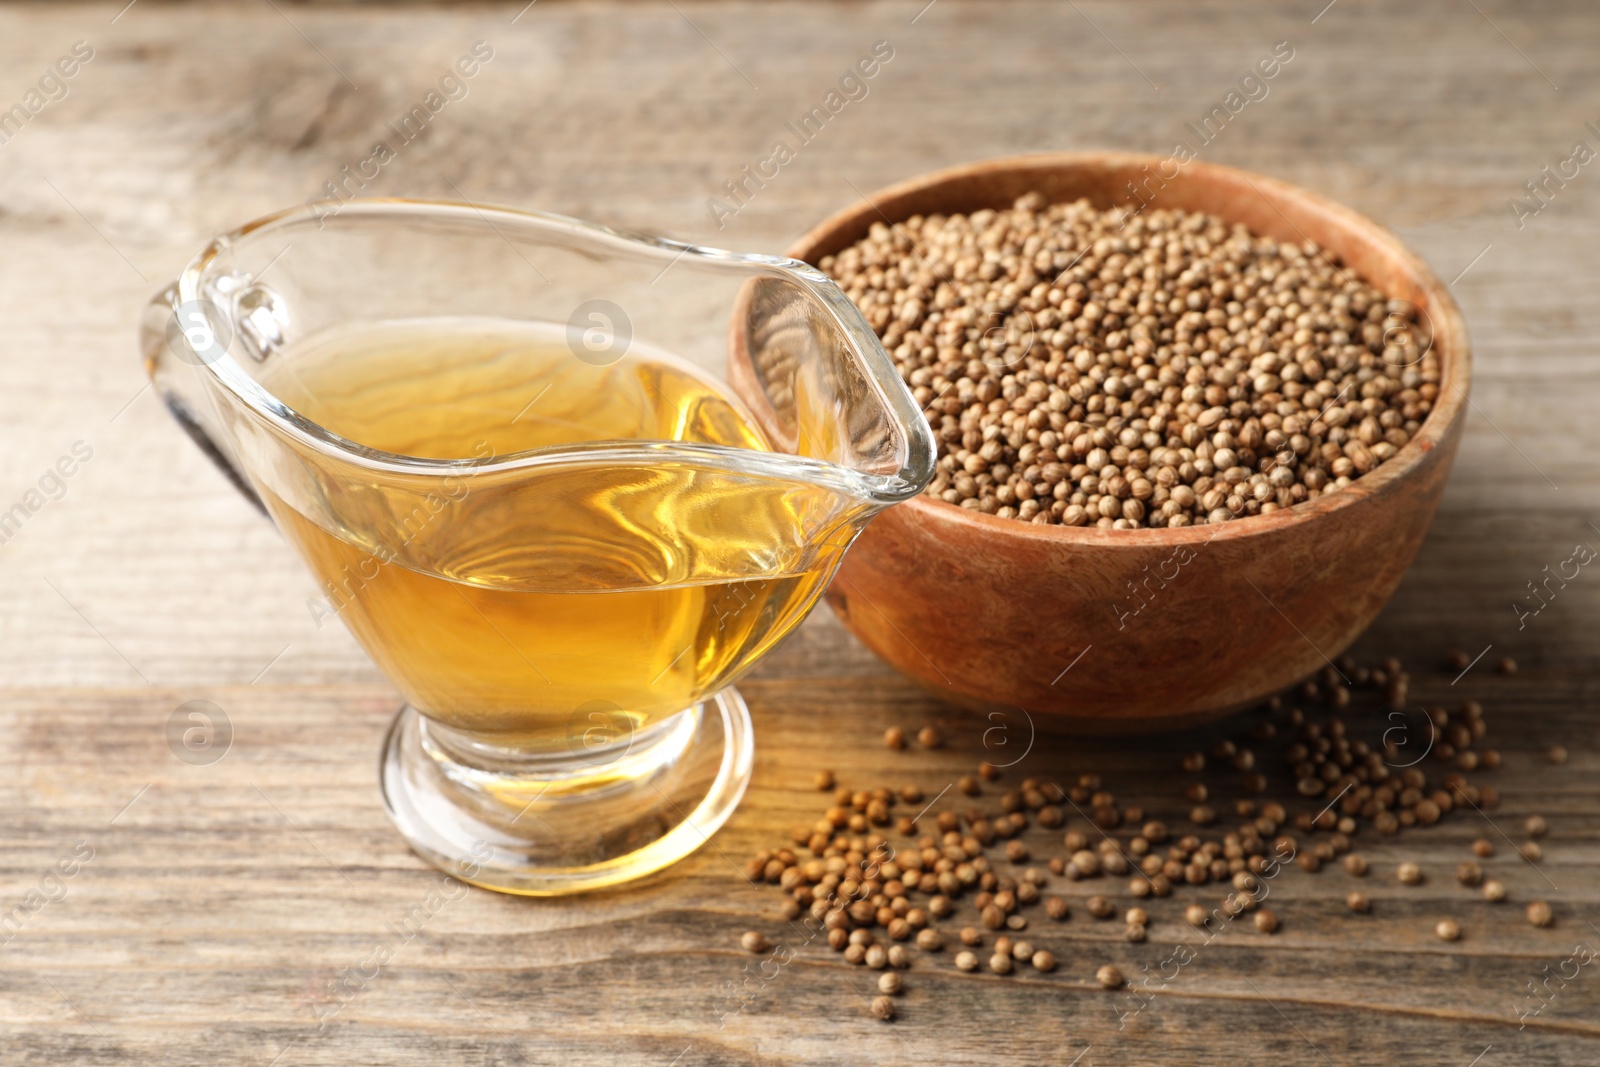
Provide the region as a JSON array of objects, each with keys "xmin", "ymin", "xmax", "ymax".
[
  {"xmin": 820, "ymin": 193, "xmax": 1438, "ymax": 529},
  {"xmin": 757, "ymin": 153, "xmax": 1469, "ymax": 732}
]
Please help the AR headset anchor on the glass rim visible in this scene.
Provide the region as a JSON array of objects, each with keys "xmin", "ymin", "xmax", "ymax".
[{"xmin": 174, "ymin": 197, "xmax": 937, "ymax": 504}]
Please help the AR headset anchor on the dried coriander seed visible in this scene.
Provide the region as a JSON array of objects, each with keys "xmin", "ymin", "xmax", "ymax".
[
  {"xmin": 1343, "ymin": 853, "xmax": 1368, "ymax": 877},
  {"xmin": 1397, "ymin": 862, "xmax": 1423, "ymax": 886},
  {"xmin": 1483, "ymin": 879, "xmax": 1507, "ymax": 902},
  {"xmin": 989, "ymin": 952, "xmax": 1013, "ymax": 975},
  {"xmin": 871, "ymin": 995, "xmax": 895, "ymax": 1020},
  {"xmin": 1032, "ymin": 949, "xmax": 1057, "ymax": 973},
  {"xmin": 1455, "ymin": 861, "xmax": 1483, "ymax": 887},
  {"xmin": 878, "ymin": 972, "xmax": 903, "ymax": 995},
  {"xmin": 1346, "ymin": 891, "xmax": 1370, "ymax": 914},
  {"xmin": 1253, "ymin": 909, "xmax": 1279, "ymax": 934},
  {"xmin": 1125, "ymin": 922, "xmax": 1147, "ymax": 942},
  {"xmin": 917, "ymin": 928, "xmax": 944, "ymax": 951},
  {"xmin": 960, "ymin": 926, "xmax": 983, "ymax": 946},
  {"xmin": 814, "ymin": 770, "xmax": 835, "ymax": 791},
  {"xmin": 955, "ymin": 950, "xmax": 978, "ymax": 972},
  {"xmin": 1525, "ymin": 814, "xmax": 1548, "ymax": 838},
  {"xmin": 1527, "ymin": 901, "xmax": 1554, "ymax": 927},
  {"xmin": 1547, "ymin": 745, "xmax": 1568, "ymax": 765},
  {"xmin": 884, "ymin": 727, "xmax": 906, "ymax": 751},
  {"xmin": 1435, "ymin": 919, "xmax": 1461, "ymax": 942},
  {"xmin": 740, "ymin": 931, "xmax": 769, "ymax": 953},
  {"xmin": 1046, "ymin": 896, "xmax": 1070, "ymax": 920},
  {"xmin": 1087, "ymin": 895, "xmax": 1114, "ymax": 919},
  {"xmin": 865, "ymin": 945, "xmax": 889, "ymax": 969},
  {"xmin": 917, "ymin": 726, "xmax": 944, "ymax": 749},
  {"xmin": 1519, "ymin": 841, "xmax": 1544, "ymax": 863},
  {"xmin": 1496, "ymin": 657, "xmax": 1517, "ymax": 675},
  {"xmin": 1185, "ymin": 903, "xmax": 1209, "ymax": 928},
  {"xmin": 1470, "ymin": 839, "xmax": 1494, "ymax": 858},
  {"xmin": 1096, "ymin": 965, "xmax": 1125, "ymax": 990}
]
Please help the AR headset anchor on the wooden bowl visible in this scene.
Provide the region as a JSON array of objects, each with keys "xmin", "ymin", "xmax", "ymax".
[{"xmin": 766, "ymin": 153, "xmax": 1469, "ymax": 733}]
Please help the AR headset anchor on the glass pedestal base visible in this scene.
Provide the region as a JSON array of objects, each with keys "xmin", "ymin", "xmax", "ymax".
[{"xmin": 379, "ymin": 689, "xmax": 753, "ymax": 895}]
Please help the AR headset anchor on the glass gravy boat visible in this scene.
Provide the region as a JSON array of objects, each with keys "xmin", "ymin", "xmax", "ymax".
[{"xmin": 140, "ymin": 200, "xmax": 934, "ymax": 894}]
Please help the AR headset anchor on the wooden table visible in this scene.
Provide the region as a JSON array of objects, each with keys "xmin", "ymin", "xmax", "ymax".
[{"xmin": 2, "ymin": 1, "xmax": 1597, "ymax": 1063}]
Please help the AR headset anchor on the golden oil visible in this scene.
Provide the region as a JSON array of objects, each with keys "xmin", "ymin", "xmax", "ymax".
[{"xmin": 258, "ymin": 319, "xmax": 850, "ymax": 743}]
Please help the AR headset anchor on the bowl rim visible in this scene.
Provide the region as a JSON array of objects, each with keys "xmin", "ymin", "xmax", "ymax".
[{"xmin": 783, "ymin": 151, "xmax": 1471, "ymax": 548}]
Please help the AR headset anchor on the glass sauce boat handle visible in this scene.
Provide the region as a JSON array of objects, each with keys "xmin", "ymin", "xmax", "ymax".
[{"xmin": 139, "ymin": 283, "xmax": 267, "ymax": 515}]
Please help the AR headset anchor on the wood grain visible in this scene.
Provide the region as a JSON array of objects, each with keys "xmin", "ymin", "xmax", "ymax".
[{"xmin": 1, "ymin": 1, "xmax": 1599, "ymax": 1064}]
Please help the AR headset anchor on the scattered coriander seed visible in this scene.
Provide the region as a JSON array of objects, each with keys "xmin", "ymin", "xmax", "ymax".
[
  {"xmin": 1527, "ymin": 901, "xmax": 1554, "ymax": 927},
  {"xmin": 1087, "ymin": 895, "xmax": 1114, "ymax": 919},
  {"xmin": 740, "ymin": 931, "xmax": 769, "ymax": 954},
  {"xmin": 1397, "ymin": 862, "xmax": 1423, "ymax": 886},
  {"xmin": 1182, "ymin": 753, "xmax": 1205, "ymax": 773},
  {"xmin": 1470, "ymin": 839, "xmax": 1494, "ymax": 858},
  {"xmin": 1046, "ymin": 896, "xmax": 1070, "ymax": 921},
  {"xmin": 917, "ymin": 928, "xmax": 944, "ymax": 951},
  {"xmin": 917, "ymin": 726, "xmax": 944, "ymax": 750},
  {"xmin": 1519, "ymin": 841, "xmax": 1544, "ymax": 863},
  {"xmin": 1455, "ymin": 861, "xmax": 1483, "ymax": 887},
  {"xmin": 1343, "ymin": 853, "xmax": 1368, "ymax": 877},
  {"xmin": 1525, "ymin": 814, "xmax": 1548, "ymax": 838},
  {"xmin": 865, "ymin": 945, "xmax": 889, "ymax": 969},
  {"xmin": 884, "ymin": 727, "xmax": 906, "ymax": 751},
  {"xmin": 1124, "ymin": 907, "xmax": 1149, "ymax": 927},
  {"xmin": 960, "ymin": 926, "xmax": 983, "ymax": 946},
  {"xmin": 1254, "ymin": 909, "xmax": 1279, "ymax": 934},
  {"xmin": 1346, "ymin": 891, "xmax": 1370, "ymax": 914},
  {"xmin": 814, "ymin": 770, "xmax": 835, "ymax": 791},
  {"xmin": 845, "ymin": 944, "xmax": 866, "ymax": 965},
  {"xmin": 878, "ymin": 972, "xmax": 903, "ymax": 995},
  {"xmin": 1547, "ymin": 745, "xmax": 1569, "ymax": 765},
  {"xmin": 1011, "ymin": 940, "xmax": 1035, "ymax": 962},
  {"xmin": 1435, "ymin": 919, "xmax": 1461, "ymax": 942},
  {"xmin": 1005, "ymin": 914, "xmax": 1028, "ymax": 931},
  {"xmin": 981, "ymin": 904, "xmax": 1005, "ymax": 930},
  {"xmin": 1483, "ymin": 879, "xmax": 1507, "ymax": 902},
  {"xmin": 1096, "ymin": 965, "xmax": 1125, "ymax": 990},
  {"xmin": 1496, "ymin": 657, "xmax": 1517, "ymax": 675},
  {"xmin": 958, "ymin": 775, "xmax": 981, "ymax": 796},
  {"xmin": 781, "ymin": 899, "xmax": 801, "ymax": 921},
  {"xmin": 871, "ymin": 995, "xmax": 895, "ymax": 1021},
  {"xmin": 1185, "ymin": 903, "xmax": 1209, "ymax": 928},
  {"xmin": 989, "ymin": 953, "xmax": 1013, "ymax": 975},
  {"xmin": 1447, "ymin": 650, "xmax": 1471, "ymax": 671},
  {"xmin": 889, "ymin": 945, "xmax": 911, "ymax": 969},
  {"xmin": 1126, "ymin": 923, "xmax": 1147, "ymax": 942},
  {"xmin": 1032, "ymin": 949, "xmax": 1057, "ymax": 973},
  {"xmin": 828, "ymin": 928, "xmax": 849, "ymax": 951},
  {"xmin": 955, "ymin": 950, "xmax": 978, "ymax": 972}
]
